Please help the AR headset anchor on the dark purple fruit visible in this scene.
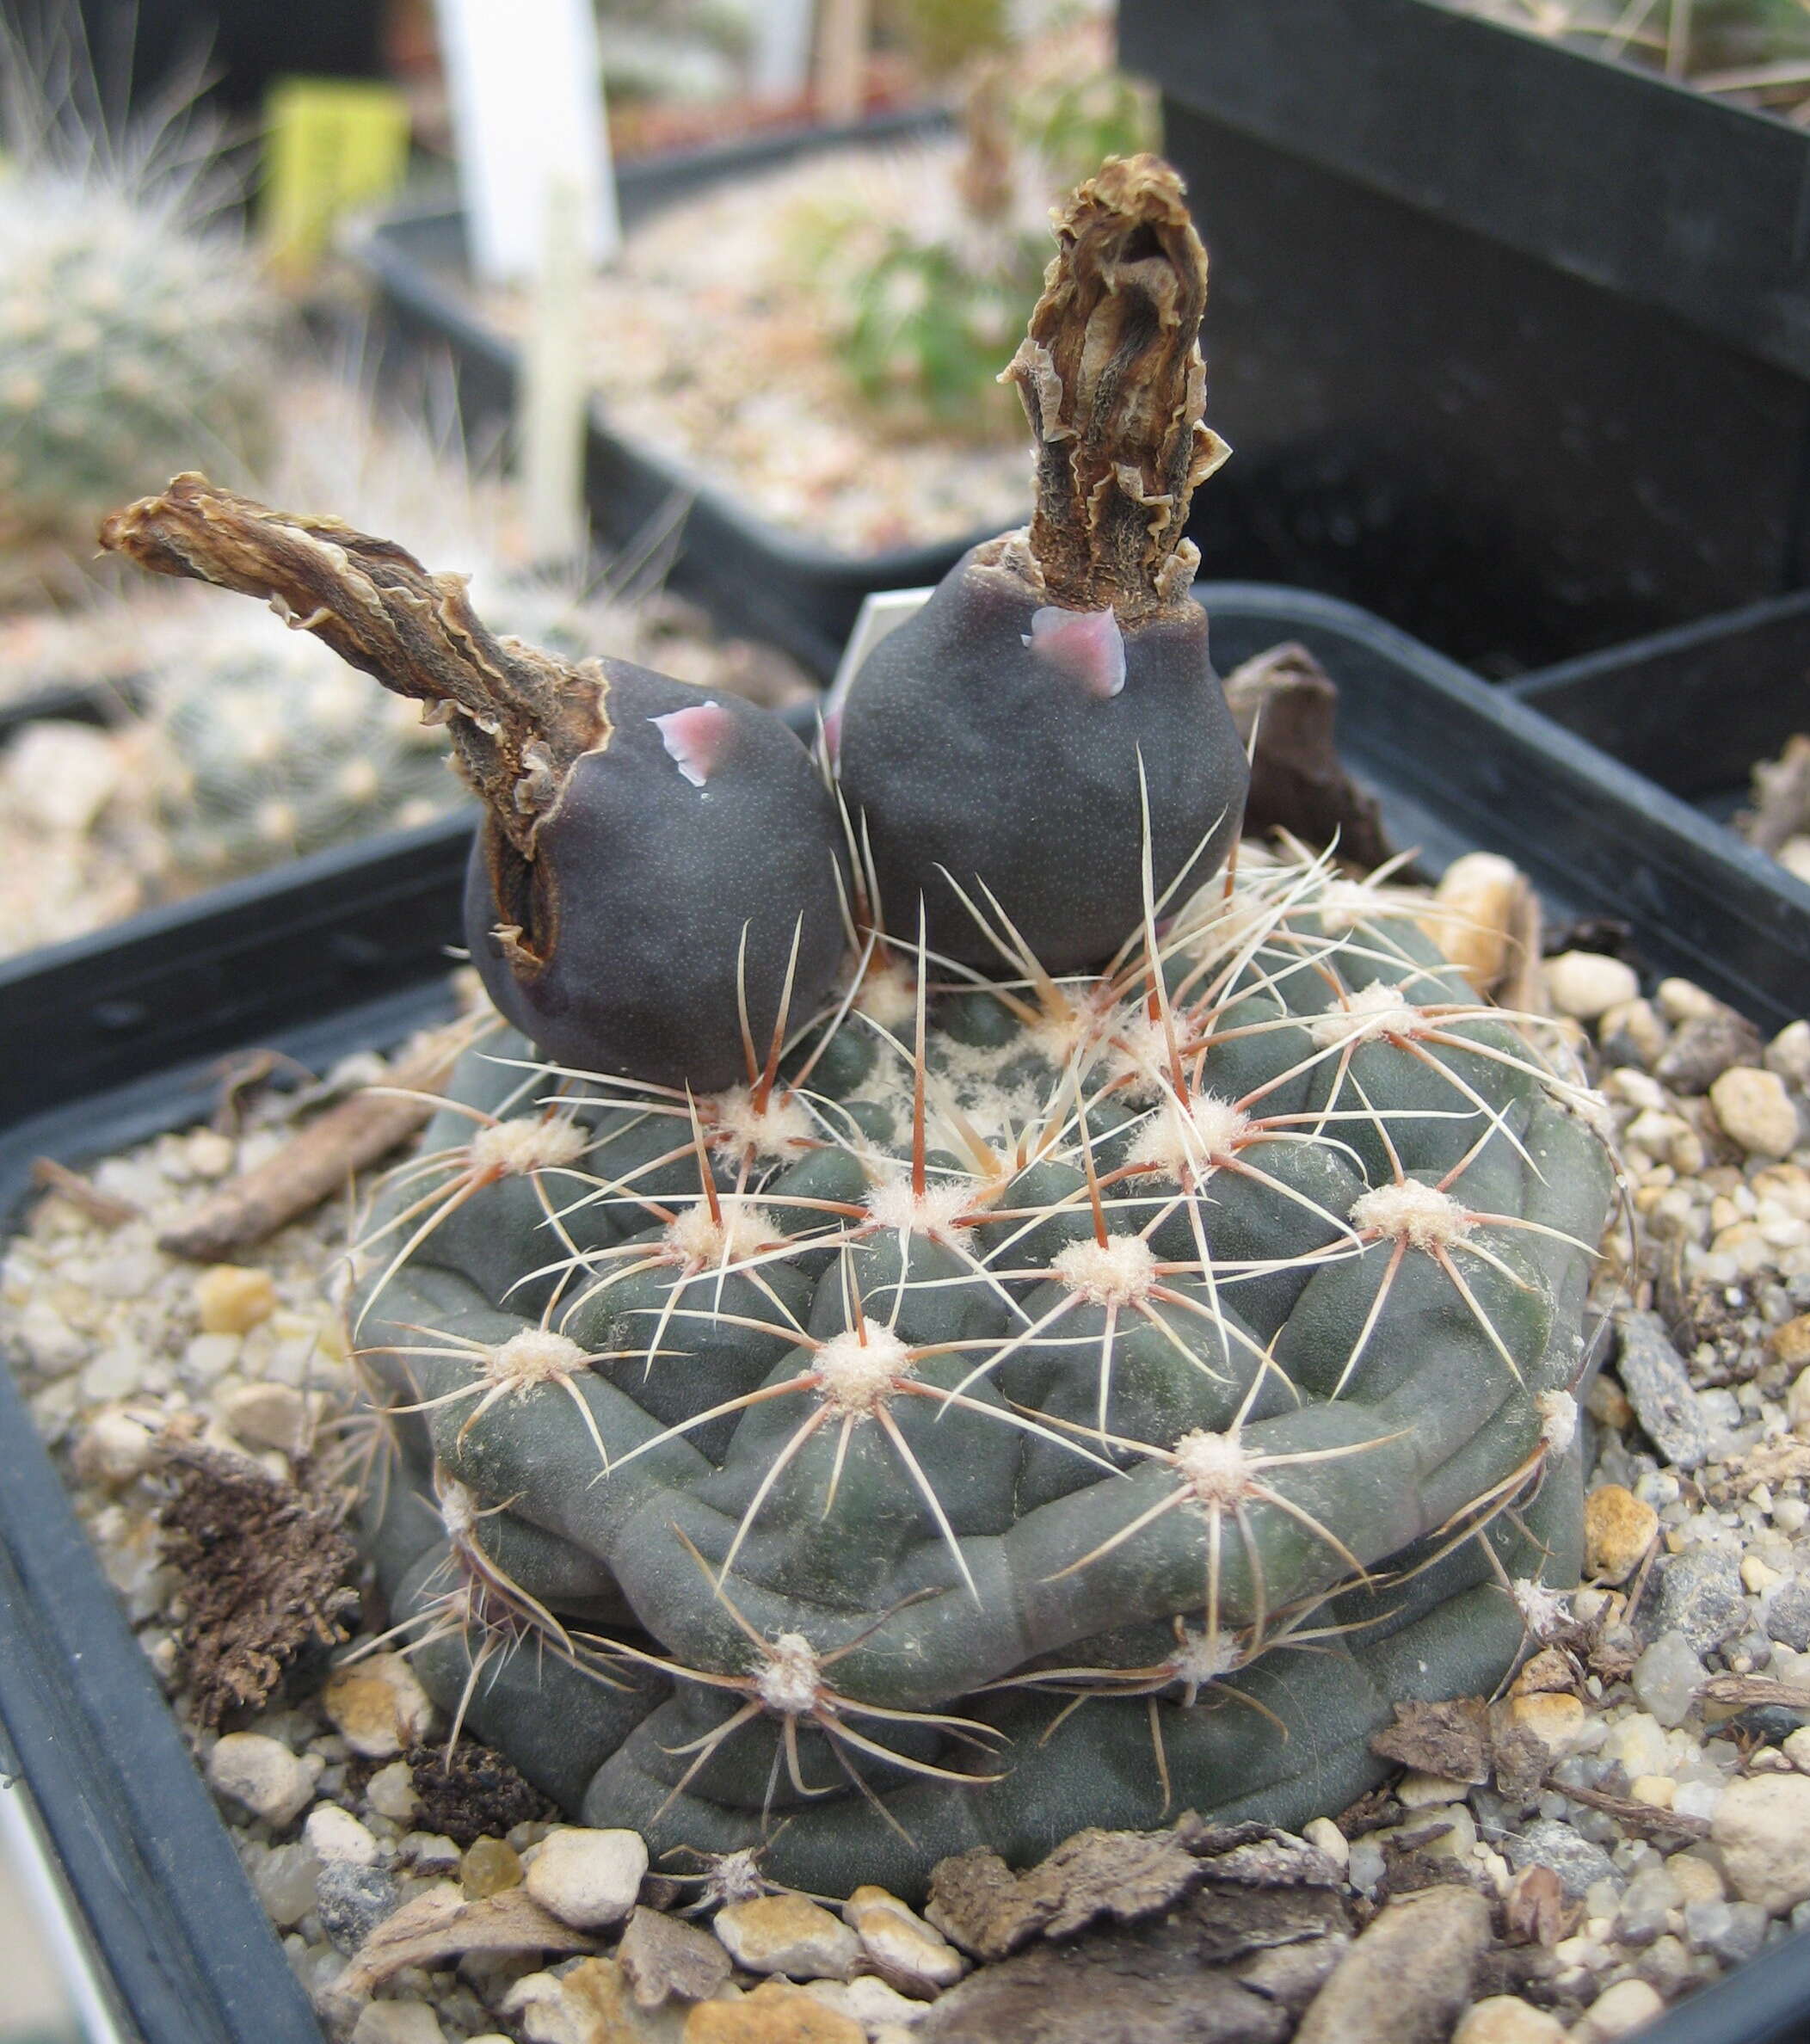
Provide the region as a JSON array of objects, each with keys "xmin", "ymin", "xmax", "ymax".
[
  {"xmin": 99, "ymin": 475, "xmax": 849, "ymax": 1091},
  {"xmin": 834, "ymin": 153, "xmax": 1247, "ymax": 973},
  {"xmin": 467, "ymin": 662, "xmax": 847, "ymax": 1089},
  {"xmin": 837, "ymin": 543, "xmax": 1243, "ymax": 971}
]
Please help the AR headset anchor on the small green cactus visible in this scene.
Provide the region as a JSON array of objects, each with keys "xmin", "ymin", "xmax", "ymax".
[
  {"xmin": 102, "ymin": 156, "xmax": 1615, "ymax": 1904},
  {"xmin": 796, "ymin": 24, "xmax": 1156, "ymax": 435},
  {"xmin": 0, "ymin": 32, "xmax": 279, "ymax": 579}
]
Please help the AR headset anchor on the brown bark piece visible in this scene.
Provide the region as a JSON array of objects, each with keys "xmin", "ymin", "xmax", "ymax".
[
  {"xmin": 30, "ymin": 1156, "xmax": 139, "ymax": 1227},
  {"xmin": 330, "ymin": 1885, "xmax": 593, "ymax": 2004},
  {"xmin": 157, "ymin": 1444, "xmax": 358, "ymax": 1726},
  {"xmin": 158, "ymin": 1019, "xmax": 474, "ymax": 1261},
  {"xmin": 1222, "ymin": 643, "xmax": 1392, "ymax": 870},
  {"xmin": 1002, "ymin": 154, "xmax": 1228, "ymax": 623},
  {"xmin": 98, "ymin": 476, "xmax": 607, "ymax": 857},
  {"xmin": 1368, "ymin": 1696, "xmax": 1493, "ymax": 1783},
  {"xmin": 1739, "ymin": 731, "xmax": 1810, "ymax": 856}
]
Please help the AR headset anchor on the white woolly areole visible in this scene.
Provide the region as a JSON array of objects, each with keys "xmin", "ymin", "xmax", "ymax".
[
  {"xmin": 663, "ymin": 1200, "xmax": 779, "ymax": 1269},
  {"xmin": 439, "ymin": 1478, "xmax": 478, "ymax": 1542},
  {"xmin": 1349, "ymin": 1179, "xmax": 1473, "ymax": 1249},
  {"xmin": 1308, "ymin": 980, "xmax": 1424, "ymax": 1048},
  {"xmin": 853, "ymin": 962, "xmax": 919, "ymax": 1030},
  {"xmin": 1052, "ymin": 1233, "xmax": 1158, "ymax": 1305},
  {"xmin": 1537, "ymin": 1389, "xmax": 1579, "ymax": 1455},
  {"xmin": 1513, "ymin": 1578, "xmax": 1572, "ymax": 1641},
  {"xmin": 469, "ymin": 1115, "xmax": 588, "ymax": 1178},
  {"xmin": 484, "ymin": 1328, "xmax": 588, "ymax": 1387},
  {"xmin": 865, "ymin": 1173, "xmax": 974, "ymax": 1241},
  {"xmin": 1123, "ymin": 1092, "xmax": 1252, "ymax": 1181},
  {"xmin": 1168, "ymin": 1624, "xmax": 1244, "ymax": 1693},
  {"xmin": 702, "ymin": 1848, "xmax": 770, "ymax": 1905},
  {"xmin": 1312, "ymin": 880, "xmax": 1393, "ymax": 933},
  {"xmin": 816, "ymin": 1320, "xmax": 914, "ymax": 1416},
  {"xmin": 1171, "ymin": 1428, "xmax": 1256, "ymax": 1511},
  {"xmin": 1106, "ymin": 1013, "xmax": 1186, "ymax": 1102},
  {"xmin": 709, "ymin": 1084, "xmax": 815, "ymax": 1162},
  {"xmin": 755, "ymin": 1632, "xmax": 823, "ymax": 1715}
]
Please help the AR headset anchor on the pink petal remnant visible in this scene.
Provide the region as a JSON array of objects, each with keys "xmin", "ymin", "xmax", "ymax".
[
  {"xmin": 1023, "ymin": 605, "xmax": 1126, "ymax": 699},
  {"xmin": 650, "ymin": 702, "xmax": 735, "ymax": 788}
]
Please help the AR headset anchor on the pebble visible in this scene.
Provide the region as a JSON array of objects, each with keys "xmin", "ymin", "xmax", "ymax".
[
  {"xmin": 1503, "ymin": 1819, "xmax": 1617, "ymax": 1899},
  {"xmin": 304, "ymin": 1804, "xmax": 380, "ymax": 1866},
  {"xmin": 460, "ymin": 1837, "xmax": 523, "ymax": 1899},
  {"xmin": 1546, "ymin": 951, "xmax": 1639, "ymax": 1022},
  {"xmin": 1666, "ymin": 1853, "xmax": 1725, "ymax": 1905},
  {"xmin": 219, "ymin": 1381, "xmax": 311, "ymax": 1455},
  {"xmin": 1572, "ymin": 1978, "xmax": 1665, "ymax": 2042},
  {"xmin": 1768, "ymin": 1019, "xmax": 1810, "ymax": 1085},
  {"xmin": 524, "ymin": 1826, "xmax": 647, "ymax": 1930},
  {"xmin": 1509, "ymin": 1691, "xmax": 1588, "ymax": 1757},
  {"xmin": 1783, "ymin": 1726, "xmax": 1810, "ymax": 1772},
  {"xmin": 1450, "ymin": 1998, "xmax": 1567, "ymax": 2044},
  {"xmin": 403, "ymin": 1833, "xmax": 461, "ymax": 1874},
  {"xmin": 255, "ymin": 1842, "xmax": 324, "ymax": 1928},
  {"xmin": 14, "ymin": 1298, "xmax": 85, "ymax": 1376},
  {"xmin": 1711, "ymin": 1773, "xmax": 1810, "ymax": 1913},
  {"xmin": 1682, "ymin": 1897, "xmax": 1770, "ymax": 1965},
  {"xmin": 1584, "ymin": 1486, "xmax": 1658, "ymax": 1583},
  {"xmin": 350, "ymin": 2005, "xmax": 447, "ymax": 2044},
  {"xmin": 1654, "ymin": 1009, "xmax": 1762, "ymax": 1093},
  {"xmin": 1631, "ymin": 1630, "xmax": 1707, "ymax": 1729},
  {"xmin": 1612, "ymin": 1311, "xmax": 1708, "ymax": 1470},
  {"xmin": 502, "ymin": 1959, "xmax": 684, "ymax": 2044},
  {"xmin": 1303, "ymin": 1816, "xmax": 1349, "ymax": 1869},
  {"xmin": 322, "ymin": 1653, "xmax": 435, "ymax": 1758},
  {"xmin": 1788, "ymin": 1365, "xmax": 1810, "ymax": 1436},
  {"xmin": 618, "ymin": 1905, "xmax": 732, "ymax": 2008},
  {"xmin": 1708, "ymin": 1068, "xmax": 1801, "ymax": 1159},
  {"xmin": 843, "ymin": 1886, "xmax": 967, "ymax": 1995},
  {"xmin": 71, "ymin": 1406, "xmax": 158, "ymax": 1487},
  {"xmin": 803, "ymin": 1974, "xmax": 930, "ymax": 2030},
  {"xmin": 194, "ymin": 1263, "xmax": 279, "ymax": 1334},
  {"xmin": 1658, "ymin": 977, "xmax": 1722, "ymax": 1023},
  {"xmin": 1295, "ymin": 1886, "xmax": 1491, "ymax": 2044},
  {"xmin": 686, "ymin": 1980, "xmax": 862, "ymax": 2042},
  {"xmin": 366, "ymin": 1759, "xmax": 420, "ymax": 1823},
  {"xmin": 206, "ymin": 1732, "xmax": 314, "ymax": 1828},
  {"xmin": 715, "ymin": 1894, "xmax": 863, "ymax": 1980},
  {"xmin": 316, "ymin": 1859, "xmax": 403, "ymax": 1954}
]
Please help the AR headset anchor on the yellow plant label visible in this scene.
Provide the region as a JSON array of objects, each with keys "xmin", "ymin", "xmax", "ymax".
[{"xmin": 262, "ymin": 78, "xmax": 409, "ymax": 279}]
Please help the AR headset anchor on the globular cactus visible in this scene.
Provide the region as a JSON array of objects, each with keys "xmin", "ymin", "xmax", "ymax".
[
  {"xmin": 0, "ymin": 36, "xmax": 278, "ymax": 580},
  {"xmin": 101, "ymin": 157, "xmax": 1616, "ymax": 1905},
  {"xmin": 141, "ymin": 610, "xmax": 457, "ymax": 882}
]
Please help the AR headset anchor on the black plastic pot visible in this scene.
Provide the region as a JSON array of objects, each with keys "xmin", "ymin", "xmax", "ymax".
[
  {"xmin": 360, "ymin": 110, "xmax": 995, "ymax": 683},
  {"xmin": 1118, "ymin": 0, "xmax": 1810, "ymax": 678},
  {"xmin": 1, "ymin": 585, "xmax": 1806, "ymax": 2042},
  {"xmin": 1508, "ymin": 587, "xmax": 1810, "ymax": 828}
]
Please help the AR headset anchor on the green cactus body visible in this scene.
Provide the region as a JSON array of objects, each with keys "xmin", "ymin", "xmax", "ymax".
[
  {"xmin": 355, "ymin": 859, "xmax": 1614, "ymax": 1899},
  {"xmin": 147, "ymin": 610, "xmax": 459, "ymax": 882},
  {"xmin": 0, "ymin": 179, "xmax": 274, "ymax": 561}
]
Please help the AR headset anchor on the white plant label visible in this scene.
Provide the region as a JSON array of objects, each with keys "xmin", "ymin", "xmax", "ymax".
[{"xmin": 435, "ymin": 0, "xmax": 620, "ymax": 284}]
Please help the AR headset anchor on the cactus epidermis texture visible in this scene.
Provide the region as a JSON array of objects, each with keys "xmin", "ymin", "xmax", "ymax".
[{"xmin": 356, "ymin": 844, "xmax": 1615, "ymax": 1901}]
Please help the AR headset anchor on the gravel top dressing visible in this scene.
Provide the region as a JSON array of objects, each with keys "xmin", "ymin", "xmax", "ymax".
[{"xmin": 5, "ymin": 843, "xmax": 1810, "ymax": 2044}]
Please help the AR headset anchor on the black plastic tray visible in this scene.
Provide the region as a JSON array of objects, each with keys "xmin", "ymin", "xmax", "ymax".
[
  {"xmin": 1117, "ymin": 0, "xmax": 1810, "ymax": 676},
  {"xmin": 360, "ymin": 110, "xmax": 996, "ymax": 684},
  {"xmin": 3, "ymin": 585, "xmax": 1805, "ymax": 2043},
  {"xmin": 1507, "ymin": 588, "xmax": 1810, "ymax": 828}
]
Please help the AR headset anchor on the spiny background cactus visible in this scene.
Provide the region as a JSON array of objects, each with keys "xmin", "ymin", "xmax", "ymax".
[
  {"xmin": 0, "ymin": 24, "xmax": 280, "ymax": 586},
  {"xmin": 102, "ymin": 156, "xmax": 1616, "ymax": 1905}
]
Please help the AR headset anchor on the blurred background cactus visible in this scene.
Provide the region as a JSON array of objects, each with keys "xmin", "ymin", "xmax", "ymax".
[
  {"xmin": 0, "ymin": 19, "xmax": 283, "ymax": 597},
  {"xmin": 788, "ymin": 14, "xmax": 1156, "ymax": 436},
  {"xmin": 1458, "ymin": 0, "xmax": 1810, "ymax": 108}
]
